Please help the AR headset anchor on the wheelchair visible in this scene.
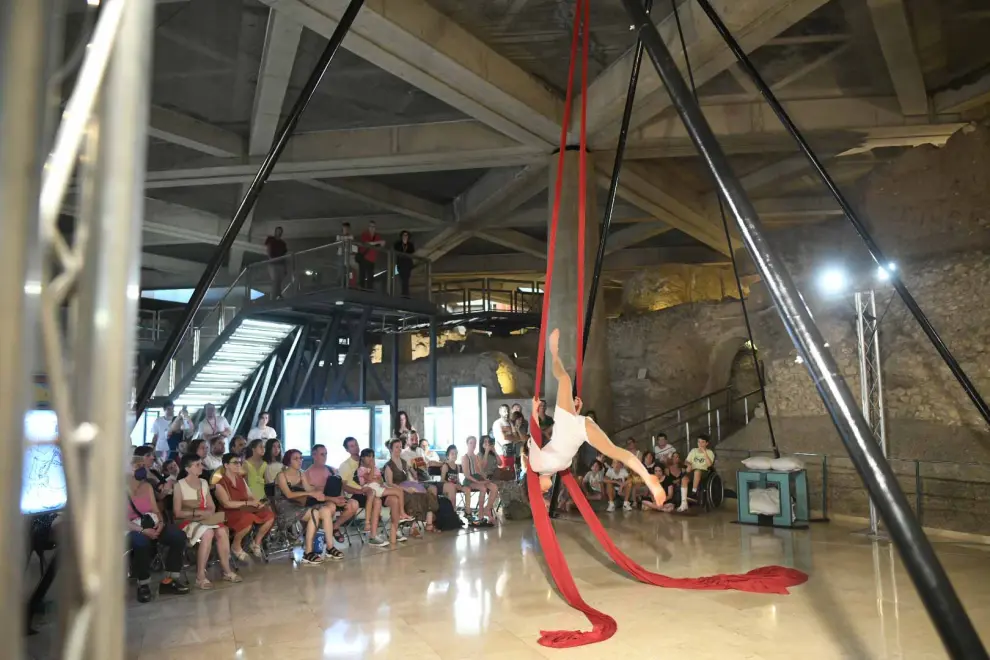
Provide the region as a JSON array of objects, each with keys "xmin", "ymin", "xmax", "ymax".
[{"xmin": 687, "ymin": 467, "xmax": 725, "ymax": 512}]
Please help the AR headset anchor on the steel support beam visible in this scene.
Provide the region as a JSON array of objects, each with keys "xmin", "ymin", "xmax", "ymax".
[
  {"xmin": 329, "ymin": 308, "xmax": 372, "ymax": 403},
  {"xmin": 624, "ymin": 1, "xmax": 986, "ymax": 656},
  {"xmin": 294, "ymin": 318, "xmax": 336, "ymax": 407}
]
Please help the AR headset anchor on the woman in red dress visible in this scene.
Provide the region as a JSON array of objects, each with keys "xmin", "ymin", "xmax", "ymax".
[{"xmin": 215, "ymin": 452, "xmax": 275, "ymax": 560}]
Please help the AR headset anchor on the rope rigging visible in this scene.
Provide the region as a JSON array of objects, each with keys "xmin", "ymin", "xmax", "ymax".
[{"xmin": 524, "ymin": 0, "xmax": 806, "ymax": 648}]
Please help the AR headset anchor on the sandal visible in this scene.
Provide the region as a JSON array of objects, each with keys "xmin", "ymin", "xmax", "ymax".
[
  {"xmin": 222, "ymin": 572, "xmax": 243, "ymax": 584},
  {"xmin": 232, "ymin": 550, "xmax": 249, "ymax": 562},
  {"xmin": 301, "ymin": 552, "xmax": 323, "ymax": 565},
  {"xmin": 398, "ymin": 515, "xmax": 415, "ymax": 523},
  {"xmin": 326, "ymin": 547, "xmax": 344, "ymax": 561},
  {"xmin": 248, "ymin": 544, "xmax": 264, "ymax": 559},
  {"xmin": 196, "ymin": 578, "xmax": 213, "ymax": 590},
  {"xmin": 333, "ymin": 529, "xmax": 345, "ymax": 544}
]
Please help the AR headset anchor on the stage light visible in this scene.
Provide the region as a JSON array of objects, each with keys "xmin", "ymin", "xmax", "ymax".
[
  {"xmin": 877, "ymin": 262, "xmax": 897, "ymax": 281},
  {"xmin": 817, "ymin": 267, "xmax": 848, "ymax": 295}
]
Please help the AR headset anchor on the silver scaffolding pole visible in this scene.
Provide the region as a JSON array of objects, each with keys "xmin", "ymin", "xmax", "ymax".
[
  {"xmin": 619, "ymin": 0, "xmax": 986, "ymax": 657},
  {"xmin": 855, "ymin": 290, "xmax": 888, "ymax": 539},
  {"xmin": 0, "ymin": 0, "xmax": 48, "ymax": 653},
  {"xmin": 37, "ymin": 0, "xmax": 155, "ymax": 658}
]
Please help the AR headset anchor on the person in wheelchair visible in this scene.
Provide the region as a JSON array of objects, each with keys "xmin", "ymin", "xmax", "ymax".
[{"xmin": 678, "ymin": 434, "xmax": 715, "ymax": 512}]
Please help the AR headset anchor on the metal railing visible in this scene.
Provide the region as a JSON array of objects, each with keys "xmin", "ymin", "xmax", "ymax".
[
  {"xmin": 615, "ymin": 386, "xmax": 763, "ymax": 457},
  {"xmin": 161, "ymin": 239, "xmax": 431, "ymax": 399},
  {"xmin": 432, "ymin": 278, "xmax": 543, "ymax": 314}
]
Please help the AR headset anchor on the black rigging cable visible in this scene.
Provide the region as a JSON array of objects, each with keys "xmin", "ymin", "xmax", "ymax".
[{"xmin": 670, "ymin": 0, "xmax": 779, "ymax": 458}]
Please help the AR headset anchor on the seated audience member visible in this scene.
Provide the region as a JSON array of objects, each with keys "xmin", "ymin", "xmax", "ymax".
[
  {"xmin": 127, "ymin": 455, "xmax": 189, "ymax": 602},
  {"xmin": 340, "ymin": 437, "xmax": 390, "ymax": 547},
  {"xmin": 481, "ymin": 435, "xmax": 512, "ymax": 481},
  {"xmin": 556, "ymin": 460, "xmax": 606, "ymax": 514},
  {"xmin": 263, "ymin": 438, "xmax": 284, "ymax": 486},
  {"xmin": 653, "ymin": 432, "xmax": 676, "ymax": 464},
  {"xmin": 645, "ymin": 452, "xmax": 683, "ymax": 512},
  {"xmin": 229, "ymin": 435, "xmax": 248, "ymax": 456},
  {"xmin": 162, "ymin": 459, "xmax": 179, "ymax": 488},
  {"xmin": 625, "ymin": 451, "xmax": 657, "ymax": 509},
  {"xmin": 203, "ymin": 438, "xmax": 224, "ymax": 472},
  {"xmin": 384, "ymin": 438, "xmax": 439, "ymax": 534},
  {"xmin": 306, "ymin": 444, "xmax": 359, "ymax": 544},
  {"xmin": 172, "ymin": 454, "xmax": 241, "ymax": 589},
  {"xmin": 357, "ymin": 447, "xmax": 412, "ymax": 546},
  {"xmin": 418, "ymin": 437, "xmax": 441, "ymax": 465},
  {"xmin": 242, "ymin": 439, "xmax": 268, "ymax": 502},
  {"xmin": 247, "ymin": 411, "xmax": 277, "ymax": 442},
  {"xmin": 679, "ymin": 435, "xmax": 715, "ymax": 512},
  {"xmin": 460, "ymin": 436, "xmax": 498, "ymax": 526},
  {"xmin": 186, "ymin": 439, "xmax": 212, "ymax": 483},
  {"xmin": 275, "ymin": 449, "xmax": 343, "ymax": 563},
  {"xmin": 603, "ymin": 459, "xmax": 630, "ymax": 513},
  {"xmin": 440, "ymin": 445, "xmax": 471, "ymax": 506},
  {"xmin": 133, "ymin": 446, "xmax": 167, "ymax": 496},
  {"xmin": 624, "ymin": 438, "xmax": 643, "ymax": 461},
  {"xmin": 215, "ymin": 453, "xmax": 275, "ymax": 560}
]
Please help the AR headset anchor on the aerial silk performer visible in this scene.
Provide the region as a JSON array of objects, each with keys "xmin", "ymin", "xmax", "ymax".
[{"xmin": 525, "ymin": 0, "xmax": 808, "ymax": 648}]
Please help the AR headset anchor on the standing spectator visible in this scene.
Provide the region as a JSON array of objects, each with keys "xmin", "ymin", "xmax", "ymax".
[
  {"xmin": 197, "ymin": 403, "xmax": 231, "ymax": 445},
  {"xmin": 336, "ymin": 221, "xmax": 358, "ymax": 287},
  {"xmin": 247, "ymin": 411, "xmax": 277, "ymax": 442},
  {"xmin": 152, "ymin": 402, "xmax": 193, "ymax": 461},
  {"xmin": 357, "ymin": 220, "xmax": 385, "ymax": 290},
  {"xmin": 264, "ymin": 226, "xmax": 288, "ymax": 299},
  {"xmin": 491, "ymin": 404, "xmax": 514, "ymax": 471},
  {"xmin": 394, "ymin": 230, "xmax": 415, "ymax": 297},
  {"xmin": 536, "ymin": 398, "xmax": 554, "ymax": 434},
  {"xmin": 215, "ymin": 453, "xmax": 275, "ymax": 560},
  {"xmin": 395, "ymin": 410, "xmax": 412, "ymax": 440}
]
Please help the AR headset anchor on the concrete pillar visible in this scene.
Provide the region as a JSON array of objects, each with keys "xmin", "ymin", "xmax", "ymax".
[{"xmin": 545, "ymin": 151, "xmax": 613, "ymax": 430}]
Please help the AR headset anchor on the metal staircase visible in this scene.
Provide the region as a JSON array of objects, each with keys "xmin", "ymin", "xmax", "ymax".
[{"xmin": 171, "ymin": 318, "xmax": 297, "ymax": 410}]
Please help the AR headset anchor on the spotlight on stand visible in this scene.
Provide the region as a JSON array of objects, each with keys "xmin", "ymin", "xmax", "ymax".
[
  {"xmin": 876, "ymin": 262, "xmax": 897, "ymax": 282},
  {"xmin": 817, "ymin": 267, "xmax": 848, "ymax": 295}
]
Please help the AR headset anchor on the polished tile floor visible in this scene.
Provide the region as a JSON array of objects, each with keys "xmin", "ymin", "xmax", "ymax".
[{"xmin": 29, "ymin": 510, "xmax": 990, "ymax": 659}]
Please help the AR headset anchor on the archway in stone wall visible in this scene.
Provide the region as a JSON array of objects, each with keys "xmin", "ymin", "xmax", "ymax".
[
  {"xmin": 703, "ymin": 332, "xmax": 762, "ymax": 434},
  {"xmin": 703, "ymin": 333, "xmax": 751, "ymax": 394}
]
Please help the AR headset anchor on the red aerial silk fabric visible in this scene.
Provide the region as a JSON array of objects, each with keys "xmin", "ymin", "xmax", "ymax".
[{"xmin": 524, "ymin": 0, "xmax": 809, "ymax": 649}]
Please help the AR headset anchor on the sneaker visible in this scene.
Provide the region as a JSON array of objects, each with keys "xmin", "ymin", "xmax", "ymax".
[
  {"xmin": 158, "ymin": 579, "xmax": 189, "ymax": 596},
  {"xmin": 396, "ymin": 531, "xmax": 408, "ymax": 543},
  {"xmin": 137, "ymin": 584, "xmax": 152, "ymax": 603},
  {"xmin": 677, "ymin": 503, "xmax": 689, "ymax": 513},
  {"xmin": 368, "ymin": 535, "xmax": 389, "ymax": 547},
  {"xmin": 606, "ymin": 501, "xmax": 615, "ymax": 512},
  {"xmin": 622, "ymin": 501, "xmax": 633, "ymax": 511}
]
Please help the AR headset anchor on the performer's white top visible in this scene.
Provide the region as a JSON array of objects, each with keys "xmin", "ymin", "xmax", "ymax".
[{"xmin": 527, "ymin": 407, "xmax": 588, "ymax": 475}]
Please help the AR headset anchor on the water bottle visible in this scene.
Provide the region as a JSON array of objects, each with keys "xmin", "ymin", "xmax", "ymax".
[{"xmin": 313, "ymin": 530, "xmax": 326, "ymax": 556}]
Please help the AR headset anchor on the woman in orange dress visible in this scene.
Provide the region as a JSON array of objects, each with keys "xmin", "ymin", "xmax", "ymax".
[{"xmin": 215, "ymin": 452, "xmax": 275, "ymax": 561}]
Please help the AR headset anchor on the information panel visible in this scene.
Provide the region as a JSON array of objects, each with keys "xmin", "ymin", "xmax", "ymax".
[
  {"xmin": 281, "ymin": 408, "xmax": 314, "ymax": 456},
  {"xmin": 423, "ymin": 406, "xmax": 453, "ymax": 454},
  {"xmin": 452, "ymin": 385, "xmax": 487, "ymax": 456},
  {"xmin": 22, "ymin": 410, "xmax": 67, "ymax": 515},
  {"xmin": 314, "ymin": 407, "xmax": 372, "ymax": 468}
]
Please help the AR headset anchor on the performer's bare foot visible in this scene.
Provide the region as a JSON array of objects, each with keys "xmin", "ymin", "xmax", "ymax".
[
  {"xmin": 646, "ymin": 474, "xmax": 666, "ymax": 508},
  {"xmin": 549, "ymin": 328, "xmax": 560, "ymax": 357},
  {"xmin": 539, "ymin": 475, "xmax": 554, "ymax": 492}
]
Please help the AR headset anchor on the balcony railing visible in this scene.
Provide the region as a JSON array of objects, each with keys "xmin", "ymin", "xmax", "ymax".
[
  {"xmin": 157, "ymin": 239, "xmax": 432, "ymax": 397},
  {"xmin": 432, "ymin": 278, "xmax": 543, "ymax": 314}
]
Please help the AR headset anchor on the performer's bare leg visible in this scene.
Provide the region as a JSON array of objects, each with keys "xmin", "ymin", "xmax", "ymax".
[{"xmin": 585, "ymin": 420, "xmax": 666, "ymax": 508}]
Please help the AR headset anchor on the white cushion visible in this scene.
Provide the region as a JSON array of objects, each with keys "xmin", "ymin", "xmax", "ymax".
[
  {"xmin": 748, "ymin": 488, "xmax": 780, "ymax": 516},
  {"xmin": 742, "ymin": 456, "xmax": 773, "ymax": 470},
  {"xmin": 770, "ymin": 456, "xmax": 805, "ymax": 472}
]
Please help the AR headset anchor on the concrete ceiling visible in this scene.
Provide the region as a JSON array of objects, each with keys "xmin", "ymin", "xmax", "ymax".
[{"xmin": 109, "ymin": 0, "xmax": 990, "ymax": 288}]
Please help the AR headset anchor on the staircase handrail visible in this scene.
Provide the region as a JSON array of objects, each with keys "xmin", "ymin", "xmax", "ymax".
[{"xmin": 612, "ymin": 386, "xmax": 733, "ymax": 435}]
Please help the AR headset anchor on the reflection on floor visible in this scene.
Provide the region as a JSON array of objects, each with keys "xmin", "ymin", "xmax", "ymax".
[{"xmin": 28, "ymin": 510, "xmax": 990, "ymax": 659}]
